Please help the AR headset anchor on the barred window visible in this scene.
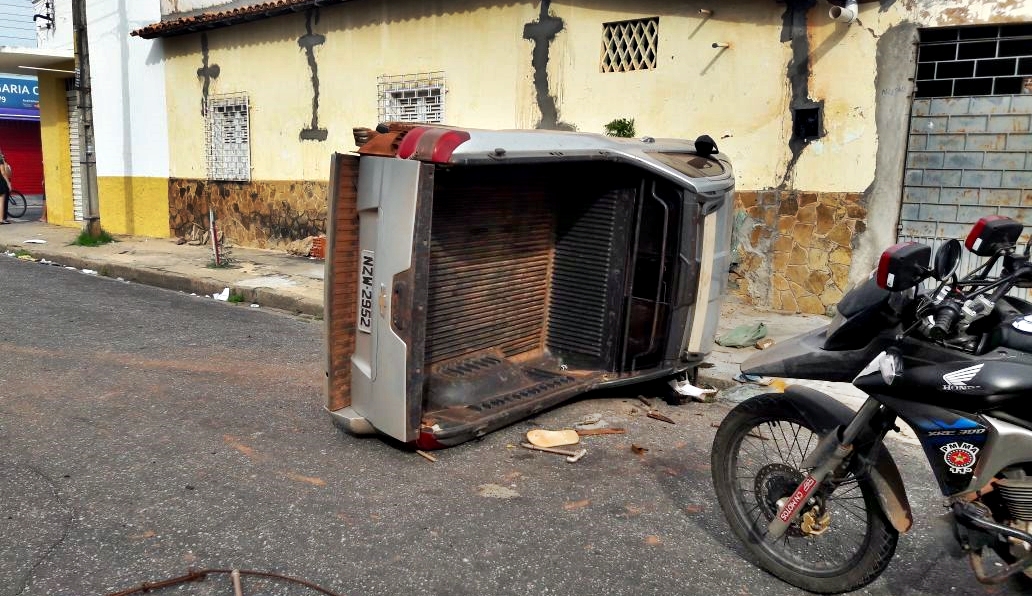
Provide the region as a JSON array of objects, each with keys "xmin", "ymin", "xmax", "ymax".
[
  {"xmin": 915, "ymin": 24, "xmax": 1032, "ymax": 98},
  {"xmin": 205, "ymin": 94, "xmax": 251, "ymax": 181},
  {"xmin": 601, "ymin": 18, "xmax": 659, "ymax": 73},
  {"xmin": 378, "ymin": 72, "xmax": 445, "ymax": 124}
]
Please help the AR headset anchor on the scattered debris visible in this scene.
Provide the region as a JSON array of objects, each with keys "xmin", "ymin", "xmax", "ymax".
[
  {"xmin": 22, "ymin": 238, "xmax": 46, "ymax": 244},
  {"xmin": 285, "ymin": 236, "xmax": 317, "ymax": 257},
  {"xmin": 631, "ymin": 444, "xmax": 649, "ymax": 455},
  {"xmin": 644, "ymin": 535, "xmax": 663, "ymax": 546},
  {"xmin": 81, "ymin": 269, "xmax": 97, "ymax": 275},
  {"xmin": 310, "ymin": 235, "xmax": 327, "ymax": 259},
  {"xmin": 17, "ymin": 254, "xmax": 34, "ymax": 261},
  {"xmin": 755, "ymin": 337, "xmax": 775, "ymax": 350},
  {"xmin": 636, "ymin": 395, "xmax": 652, "ymax": 408},
  {"xmin": 477, "ymin": 484, "xmax": 520, "ymax": 499},
  {"xmin": 174, "ymin": 236, "xmax": 188, "ymax": 245},
  {"xmin": 563, "ymin": 499, "xmax": 591, "ymax": 511},
  {"xmin": 520, "ymin": 442, "xmax": 587, "ymax": 463},
  {"xmin": 716, "ymin": 322, "xmax": 768, "ymax": 348},
  {"xmin": 574, "ymin": 413, "xmax": 609, "ymax": 431},
  {"xmin": 575, "ymin": 413, "xmax": 603, "ymax": 426},
  {"xmin": 526, "ymin": 428, "xmax": 579, "ymax": 448},
  {"xmin": 231, "ymin": 569, "xmax": 243, "ymax": 596},
  {"xmin": 212, "ymin": 287, "xmax": 230, "ymax": 301},
  {"xmin": 250, "ymin": 304, "xmax": 260, "ymax": 308},
  {"xmin": 669, "ymin": 378, "xmax": 718, "ymax": 402},
  {"xmin": 576, "ymin": 428, "xmax": 626, "ymax": 436},
  {"xmin": 647, "ymin": 411, "xmax": 676, "ymax": 425},
  {"xmin": 415, "ymin": 450, "xmax": 437, "ymax": 463},
  {"xmin": 733, "ymin": 372, "xmax": 772, "ymax": 385},
  {"xmin": 747, "ymin": 431, "xmax": 770, "ymax": 441}
]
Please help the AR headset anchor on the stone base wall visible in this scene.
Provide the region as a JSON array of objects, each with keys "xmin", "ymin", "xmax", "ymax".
[
  {"xmin": 169, "ymin": 178, "xmax": 329, "ymax": 250},
  {"xmin": 731, "ymin": 190, "xmax": 867, "ymax": 315}
]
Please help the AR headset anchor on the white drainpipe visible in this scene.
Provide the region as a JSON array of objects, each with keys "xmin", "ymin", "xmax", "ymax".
[{"xmin": 829, "ymin": 0, "xmax": 859, "ymax": 24}]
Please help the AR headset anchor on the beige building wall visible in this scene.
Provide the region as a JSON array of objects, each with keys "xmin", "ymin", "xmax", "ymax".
[{"xmin": 155, "ymin": 0, "xmax": 1032, "ymax": 310}]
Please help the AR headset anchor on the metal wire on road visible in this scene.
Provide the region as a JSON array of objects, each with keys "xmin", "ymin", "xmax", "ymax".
[{"xmin": 106, "ymin": 568, "xmax": 343, "ymax": 596}]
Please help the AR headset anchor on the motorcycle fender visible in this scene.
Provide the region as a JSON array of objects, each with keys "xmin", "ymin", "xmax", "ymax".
[{"xmin": 782, "ymin": 385, "xmax": 914, "ymax": 534}]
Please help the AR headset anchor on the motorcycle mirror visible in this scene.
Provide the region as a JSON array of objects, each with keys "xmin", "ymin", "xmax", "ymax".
[
  {"xmin": 965, "ymin": 215, "xmax": 1023, "ymax": 256},
  {"xmin": 876, "ymin": 242, "xmax": 932, "ymax": 291},
  {"xmin": 933, "ymin": 239, "xmax": 962, "ymax": 281}
]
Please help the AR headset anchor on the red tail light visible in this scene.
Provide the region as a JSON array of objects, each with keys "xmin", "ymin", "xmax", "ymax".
[
  {"xmin": 876, "ymin": 244, "xmax": 904, "ymax": 289},
  {"xmin": 395, "ymin": 126, "xmax": 470, "ymax": 163},
  {"xmin": 876, "ymin": 242, "xmax": 931, "ymax": 290},
  {"xmin": 396, "ymin": 127, "xmax": 428, "ymax": 159},
  {"xmin": 965, "ymin": 215, "xmax": 1023, "ymax": 256}
]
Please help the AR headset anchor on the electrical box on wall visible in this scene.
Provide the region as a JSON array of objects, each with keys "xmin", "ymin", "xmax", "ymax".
[{"xmin": 792, "ymin": 105, "xmax": 824, "ymax": 142}]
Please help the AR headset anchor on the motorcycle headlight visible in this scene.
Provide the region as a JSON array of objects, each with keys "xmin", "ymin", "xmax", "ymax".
[
  {"xmin": 878, "ymin": 351, "xmax": 902, "ymax": 385},
  {"xmin": 856, "ymin": 350, "xmax": 903, "ymax": 385}
]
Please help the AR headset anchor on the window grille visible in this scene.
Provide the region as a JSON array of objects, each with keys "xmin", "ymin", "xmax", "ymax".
[
  {"xmin": 601, "ymin": 18, "xmax": 659, "ymax": 73},
  {"xmin": 915, "ymin": 24, "xmax": 1032, "ymax": 98},
  {"xmin": 205, "ymin": 94, "xmax": 251, "ymax": 181},
  {"xmin": 377, "ymin": 72, "xmax": 445, "ymax": 124}
]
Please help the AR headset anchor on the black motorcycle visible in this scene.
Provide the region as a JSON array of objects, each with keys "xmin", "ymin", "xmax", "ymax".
[{"xmin": 711, "ymin": 215, "xmax": 1032, "ymax": 593}]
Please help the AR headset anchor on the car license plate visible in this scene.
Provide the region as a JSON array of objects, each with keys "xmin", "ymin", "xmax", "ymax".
[{"xmin": 358, "ymin": 250, "xmax": 374, "ymax": 334}]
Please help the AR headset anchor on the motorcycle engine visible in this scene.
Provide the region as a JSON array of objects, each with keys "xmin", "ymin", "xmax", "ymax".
[
  {"xmin": 997, "ymin": 476, "xmax": 1032, "ymax": 522},
  {"xmin": 996, "ymin": 472, "xmax": 1032, "ymax": 575}
]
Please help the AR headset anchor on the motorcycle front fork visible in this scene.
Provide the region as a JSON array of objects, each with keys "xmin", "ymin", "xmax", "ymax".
[{"xmin": 766, "ymin": 398, "xmax": 887, "ymax": 540}]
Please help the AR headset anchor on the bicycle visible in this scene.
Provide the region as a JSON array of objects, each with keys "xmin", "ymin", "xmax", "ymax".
[{"xmin": 6, "ymin": 190, "xmax": 26, "ymax": 219}]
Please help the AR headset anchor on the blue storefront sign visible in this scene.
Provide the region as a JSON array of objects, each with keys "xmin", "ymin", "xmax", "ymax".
[{"xmin": 0, "ymin": 76, "xmax": 39, "ymax": 121}]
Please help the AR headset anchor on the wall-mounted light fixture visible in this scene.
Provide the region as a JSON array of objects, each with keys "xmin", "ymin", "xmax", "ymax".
[
  {"xmin": 698, "ymin": 8, "xmax": 713, "ymax": 16},
  {"xmin": 712, "ymin": 42, "xmax": 730, "ymax": 49}
]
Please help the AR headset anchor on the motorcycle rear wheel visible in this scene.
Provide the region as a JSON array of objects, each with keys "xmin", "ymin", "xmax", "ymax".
[{"xmin": 711, "ymin": 394, "xmax": 898, "ymax": 594}]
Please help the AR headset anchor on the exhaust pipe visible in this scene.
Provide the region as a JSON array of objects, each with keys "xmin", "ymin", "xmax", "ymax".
[{"xmin": 829, "ymin": 0, "xmax": 858, "ymax": 24}]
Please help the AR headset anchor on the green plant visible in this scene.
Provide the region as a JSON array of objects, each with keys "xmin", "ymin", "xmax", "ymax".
[
  {"xmin": 227, "ymin": 292, "xmax": 245, "ymax": 303},
  {"xmin": 72, "ymin": 229, "xmax": 115, "ymax": 247},
  {"xmin": 13, "ymin": 249, "xmax": 31, "ymax": 257},
  {"xmin": 603, "ymin": 118, "xmax": 636, "ymax": 138}
]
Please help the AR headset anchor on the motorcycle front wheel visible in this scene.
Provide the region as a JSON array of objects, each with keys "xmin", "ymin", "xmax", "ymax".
[{"xmin": 711, "ymin": 394, "xmax": 898, "ymax": 594}]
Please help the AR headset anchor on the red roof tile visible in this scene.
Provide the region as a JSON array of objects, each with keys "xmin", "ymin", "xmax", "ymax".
[{"xmin": 131, "ymin": 0, "xmax": 352, "ymax": 39}]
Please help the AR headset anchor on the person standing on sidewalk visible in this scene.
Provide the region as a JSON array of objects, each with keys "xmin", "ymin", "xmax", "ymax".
[{"xmin": 0, "ymin": 151, "xmax": 11, "ymax": 224}]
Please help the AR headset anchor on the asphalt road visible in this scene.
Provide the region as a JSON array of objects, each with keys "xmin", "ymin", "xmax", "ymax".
[{"xmin": 0, "ymin": 256, "xmax": 1023, "ymax": 595}]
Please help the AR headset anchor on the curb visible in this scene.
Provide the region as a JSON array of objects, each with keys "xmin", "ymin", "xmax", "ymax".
[
  {"xmin": 2, "ymin": 245, "xmax": 324, "ymax": 318},
  {"xmin": 697, "ymin": 370, "xmax": 737, "ymax": 391}
]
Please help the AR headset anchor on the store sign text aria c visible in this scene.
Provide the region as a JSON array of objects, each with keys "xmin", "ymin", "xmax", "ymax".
[{"xmin": 0, "ymin": 83, "xmax": 37, "ymax": 96}]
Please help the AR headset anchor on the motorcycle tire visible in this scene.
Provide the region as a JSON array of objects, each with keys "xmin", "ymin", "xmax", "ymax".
[{"xmin": 711, "ymin": 393, "xmax": 898, "ymax": 594}]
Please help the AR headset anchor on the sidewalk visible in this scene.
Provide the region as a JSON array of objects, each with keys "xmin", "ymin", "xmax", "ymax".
[
  {"xmin": 0, "ymin": 220, "xmax": 839, "ymax": 395},
  {"xmin": 0, "ymin": 221, "xmax": 325, "ymax": 317}
]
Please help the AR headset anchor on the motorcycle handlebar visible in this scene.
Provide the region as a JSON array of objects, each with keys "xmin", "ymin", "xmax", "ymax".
[{"xmin": 929, "ymin": 301, "xmax": 962, "ymax": 340}]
